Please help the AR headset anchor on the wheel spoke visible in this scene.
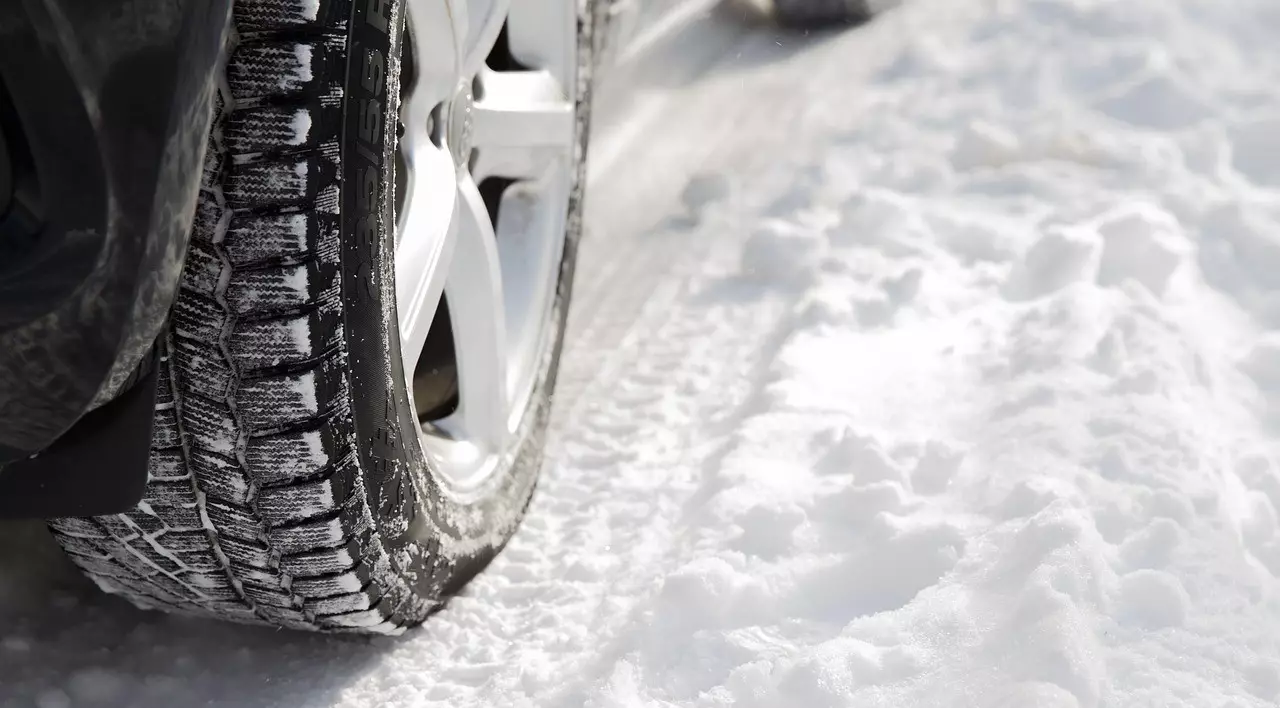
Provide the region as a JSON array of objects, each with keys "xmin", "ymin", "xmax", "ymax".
[
  {"xmin": 403, "ymin": 0, "xmax": 464, "ymax": 120},
  {"xmin": 505, "ymin": 0, "xmax": 576, "ymax": 89},
  {"xmin": 395, "ymin": 141, "xmax": 458, "ymax": 380},
  {"xmin": 443, "ymin": 175, "xmax": 509, "ymax": 449},
  {"xmin": 460, "ymin": 0, "xmax": 511, "ymax": 78},
  {"xmin": 494, "ymin": 169, "xmax": 572, "ymax": 406},
  {"xmin": 469, "ymin": 69, "xmax": 575, "ymax": 181},
  {"xmin": 472, "ymin": 70, "xmax": 575, "ymax": 149}
]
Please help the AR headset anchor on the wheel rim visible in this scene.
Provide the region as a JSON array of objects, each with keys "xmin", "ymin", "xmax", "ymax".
[{"xmin": 396, "ymin": 0, "xmax": 578, "ymax": 491}]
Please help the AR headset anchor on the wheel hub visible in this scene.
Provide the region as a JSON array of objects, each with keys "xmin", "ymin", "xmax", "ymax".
[{"xmin": 446, "ymin": 81, "xmax": 475, "ymax": 169}]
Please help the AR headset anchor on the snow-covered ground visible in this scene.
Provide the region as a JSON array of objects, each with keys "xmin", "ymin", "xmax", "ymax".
[{"xmin": 6, "ymin": 0, "xmax": 1280, "ymax": 705}]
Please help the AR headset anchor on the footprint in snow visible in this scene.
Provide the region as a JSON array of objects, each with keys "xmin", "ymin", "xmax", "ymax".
[
  {"xmin": 662, "ymin": 173, "xmax": 731, "ymax": 230},
  {"xmin": 794, "ymin": 518, "xmax": 967, "ymax": 623},
  {"xmin": 1244, "ymin": 660, "xmax": 1280, "ymax": 702},
  {"xmin": 813, "ymin": 426, "xmax": 910, "ymax": 487},
  {"xmin": 1094, "ymin": 202, "xmax": 1189, "ymax": 298},
  {"xmin": 732, "ymin": 502, "xmax": 807, "ymax": 560},
  {"xmin": 950, "ymin": 119, "xmax": 1023, "ymax": 171},
  {"xmin": 988, "ymin": 682, "xmax": 1085, "ymax": 708},
  {"xmin": 911, "ymin": 440, "xmax": 964, "ymax": 495},
  {"xmin": 997, "ymin": 479, "xmax": 1069, "ymax": 522},
  {"xmin": 1002, "ymin": 203, "xmax": 1190, "ymax": 303},
  {"xmin": 1092, "ymin": 68, "xmax": 1216, "ymax": 131},
  {"xmin": 832, "ymin": 189, "xmax": 929, "ymax": 255},
  {"xmin": 1229, "ymin": 453, "xmax": 1280, "ymax": 576},
  {"xmin": 1228, "ymin": 115, "xmax": 1280, "ymax": 189},
  {"xmin": 854, "ymin": 267, "xmax": 924, "ymax": 328},
  {"xmin": 1197, "ymin": 201, "xmax": 1280, "ymax": 326},
  {"xmin": 1001, "ymin": 225, "xmax": 1100, "ymax": 303},
  {"xmin": 740, "ymin": 218, "xmax": 825, "ymax": 290},
  {"xmin": 1240, "ymin": 336, "xmax": 1280, "ymax": 432},
  {"xmin": 1112, "ymin": 568, "xmax": 1191, "ymax": 630},
  {"xmin": 1141, "ymin": 487, "xmax": 1197, "ymax": 528},
  {"xmin": 984, "ymin": 579, "xmax": 1104, "ymax": 707},
  {"xmin": 765, "ymin": 638, "xmax": 922, "ymax": 708},
  {"xmin": 1115, "ymin": 517, "xmax": 1183, "ymax": 571}
]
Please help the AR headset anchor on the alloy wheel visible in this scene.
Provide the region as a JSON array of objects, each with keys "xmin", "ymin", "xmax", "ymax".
[{"xmin": 396, "ymin": 0, "xmax": 579, "ymax": 492}]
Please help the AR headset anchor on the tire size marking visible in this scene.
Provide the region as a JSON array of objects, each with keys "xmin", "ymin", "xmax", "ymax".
[
  {"xmin": 353, "ymin": 0, "xmax": 390, "ymax": 298},
  {"xmin": 348, "ymin": 0, "xmax": 417, "ymax": 539}
]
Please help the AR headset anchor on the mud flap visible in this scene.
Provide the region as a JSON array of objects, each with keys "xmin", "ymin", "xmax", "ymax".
[{"xmin": 0, "ymin": 347, "xmax": 159, "ymax": 519}]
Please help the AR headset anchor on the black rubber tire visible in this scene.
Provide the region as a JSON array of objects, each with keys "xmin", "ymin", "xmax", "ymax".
[
  {"xmin": 773, "ymin": 0, "xmax": 874, "ymax": 28},
  {"xmin": 46, "ymin": 0, "xmax": 600, "ymax": 634}
]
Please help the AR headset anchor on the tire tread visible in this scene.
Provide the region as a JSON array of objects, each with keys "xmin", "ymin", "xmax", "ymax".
[{"xmin": 48, "ymin": 0, "xmax": 411, "ymax": 635}]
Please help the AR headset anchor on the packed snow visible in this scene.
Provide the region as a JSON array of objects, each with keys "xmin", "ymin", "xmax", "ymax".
[{"xmin": 5, "ymin": 0, "xmax": 1280, "ymax": 705}]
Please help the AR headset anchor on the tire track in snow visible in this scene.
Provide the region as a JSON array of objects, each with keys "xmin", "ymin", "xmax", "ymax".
[
  {"xmin": 401, "ymin": 159, "xmax": 801, "ymax": 708},
  {"xmin": 373, "ymin": 20, "xmax": 909, "ymax": 705}
]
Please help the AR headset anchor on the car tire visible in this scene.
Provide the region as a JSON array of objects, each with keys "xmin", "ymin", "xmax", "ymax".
[
  {"xmin": 46, "ymin": 0, "xmax": 599, "ymax": 634},
  {"xmin": 772, "ymin": 0, "xmax": 875, "ymax": 28}
]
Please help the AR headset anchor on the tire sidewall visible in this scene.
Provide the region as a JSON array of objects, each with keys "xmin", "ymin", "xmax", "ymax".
[{"xmin": 339, "ymin": 0, "xmax": 597, "ymax": 596}]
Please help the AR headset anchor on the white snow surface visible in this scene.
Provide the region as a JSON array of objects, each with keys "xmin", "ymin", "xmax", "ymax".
[{"xmin": 7, "ymin": 0, "xmax": 1280, "ymax": 705}]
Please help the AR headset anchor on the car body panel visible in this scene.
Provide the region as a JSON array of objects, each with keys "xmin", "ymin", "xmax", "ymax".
[{"xmin": 0, "ymin": 0, "xmax": 233, "ymax": 466}]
